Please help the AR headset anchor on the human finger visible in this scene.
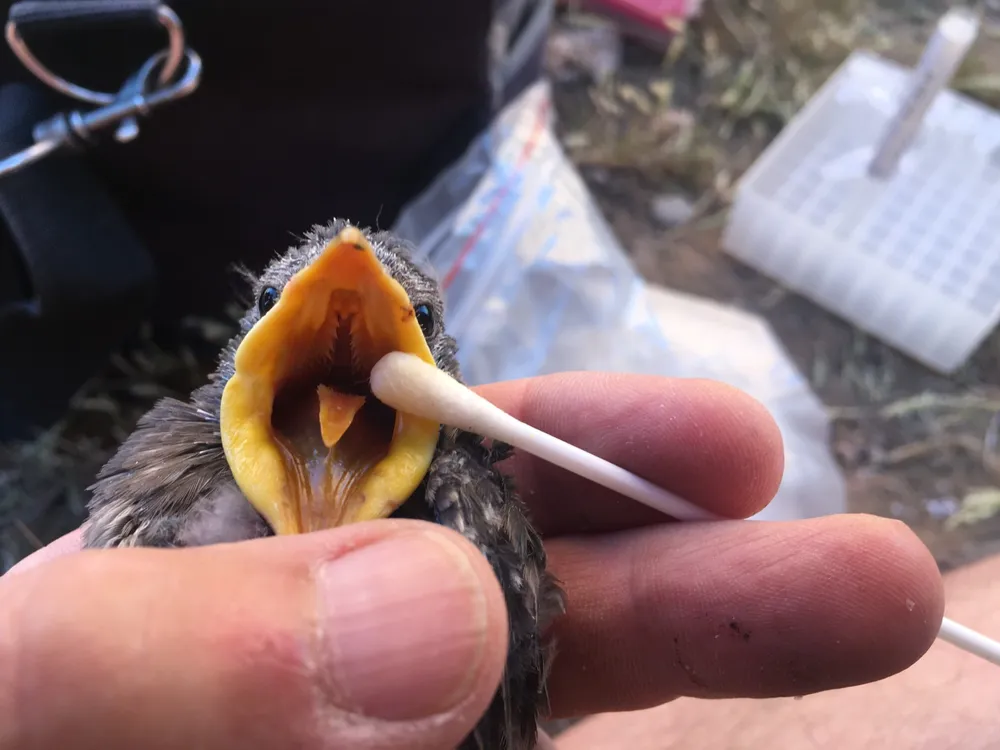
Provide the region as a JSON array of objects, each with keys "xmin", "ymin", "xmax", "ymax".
[
  {"xmin": 0, "ymin": 519, "xmax": 507, "ymax": 750},
  {"xmin": 473, "ymin": 373, "xmax": 784, "ymax": 535},
  {"xmin": 554, "ymin": 551, "xmax": 1000, "ymax": 750},
  {"xmin": 4, "ymin": 528, "xmax": 84, "ymax": 577},
  {"xmin": 539, "ymin": 513, "xmax": 944, "ymax": 716}
]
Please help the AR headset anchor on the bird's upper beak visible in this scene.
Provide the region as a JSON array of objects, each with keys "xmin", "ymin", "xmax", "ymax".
[{"xmin": 219, "ymin": 226, "xmax": 440, "ymax": 535}]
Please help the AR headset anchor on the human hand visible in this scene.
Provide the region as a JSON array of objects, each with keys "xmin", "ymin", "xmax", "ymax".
[{"xmin": 0, "ymin": 373, "xmax": 945, "ymax": 750}]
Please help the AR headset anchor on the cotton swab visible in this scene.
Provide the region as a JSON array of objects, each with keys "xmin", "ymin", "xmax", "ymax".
[
  {"xmin": 370, "ymin": 351, "xmax": 1000, "ymax": 669},
  {"xmin": 371, "ymin": 352, "xmax": 721, "ymax": 522},
  {"xmin": 938, "ymin": 616, "xmax": 1000, "ymax": 667}
]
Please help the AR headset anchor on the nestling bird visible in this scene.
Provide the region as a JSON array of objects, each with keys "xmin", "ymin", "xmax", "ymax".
[{"xmin": 83, "ymin": 220, "xmax": 566, "ymax": 750}]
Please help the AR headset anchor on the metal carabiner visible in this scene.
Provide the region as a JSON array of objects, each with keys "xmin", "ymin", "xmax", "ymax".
[
  {"xmin": 0, "ymin": 47, "xmax": 202, "ymax": 178},
  {"xmin": 4, "ymin": 2, "xmax": 186, "ymax": 106}
]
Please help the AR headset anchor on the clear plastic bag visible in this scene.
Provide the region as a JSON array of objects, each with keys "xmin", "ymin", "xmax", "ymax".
[{"xmin": 394, "ymin": 81, "xmax": 846, "ymax": 521}]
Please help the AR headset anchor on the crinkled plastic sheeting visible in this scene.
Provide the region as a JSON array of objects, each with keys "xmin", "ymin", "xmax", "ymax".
[{"xmin": 394, "ymin": 81, "xmax": 846, "ymax": 521}]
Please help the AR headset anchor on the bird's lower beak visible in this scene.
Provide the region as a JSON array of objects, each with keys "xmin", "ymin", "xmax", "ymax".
[{"xmin": 219, "ymin": 226, "xmax": 441, "ymax": 535}]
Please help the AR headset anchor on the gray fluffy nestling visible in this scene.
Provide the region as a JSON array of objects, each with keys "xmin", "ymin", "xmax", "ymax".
[{"xmin": 82, "ymin": 219, "xmax": 566, "ymax": 750}]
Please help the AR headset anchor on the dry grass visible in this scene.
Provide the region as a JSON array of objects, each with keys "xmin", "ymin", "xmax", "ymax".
[
  {"xmin": 549, "ymin": 0, "xmax": 1000, "ymax": 567},
  {"xmin": 0, "ymin": 317, "xmax": 235, "ymax": 569},
  {"xmin": 557, "ymin": 0, "xmax": 1000, "ymax": 200},
  {"xmin": 558, "ymin": 0, "xmax": 876, "ymax": 192}
]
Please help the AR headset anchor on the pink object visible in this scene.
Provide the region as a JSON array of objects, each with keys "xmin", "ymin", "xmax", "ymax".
[
  {"xmin": 563, "ymin": 0, "xmax": 701, "ymax": 46},
  {"xmin": 583, "ymin": 0, "xmax": 699, "ymax": 24}
]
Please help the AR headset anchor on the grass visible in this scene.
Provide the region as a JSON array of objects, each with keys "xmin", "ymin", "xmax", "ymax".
[
  {"xmin": 0, "ymin": 318, "xmax": 234, "ymax": 569},
  {"xmin": 549, "ymin": 0, "xmax": 1000, "ymax": 568}
]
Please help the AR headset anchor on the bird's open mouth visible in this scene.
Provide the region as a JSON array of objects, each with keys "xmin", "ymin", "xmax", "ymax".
[{"xmin": 219, "ymin": 226, "xmax": 440, "ymax": 535}]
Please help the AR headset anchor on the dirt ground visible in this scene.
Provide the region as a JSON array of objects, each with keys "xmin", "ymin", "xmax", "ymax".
[
  {"xmin": 546, "ymin": 0, "xmax": 1000, "ymax": 572},
  {"xmin": 3, "ymin": 0, "xmax": 1000, "ymax": 575}
]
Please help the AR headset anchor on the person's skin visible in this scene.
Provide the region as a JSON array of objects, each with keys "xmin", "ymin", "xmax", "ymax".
[
  {"xmin": 0, "ymin": 373, "xmax": 945, "ymax": 750},
  {"xmin": 557, "ymin": 549, "xmax": 1000, "ymax": 750}
]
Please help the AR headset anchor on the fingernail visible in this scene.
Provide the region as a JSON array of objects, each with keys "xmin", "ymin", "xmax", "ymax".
[{"xmin": 317, "ymin": 530, "xmax": 489, "ymax": 720}]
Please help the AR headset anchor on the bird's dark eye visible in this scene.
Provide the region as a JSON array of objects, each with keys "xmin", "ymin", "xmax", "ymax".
[
  {"xmin": 414, "ymin": 303, "xmax": 434, "ymax": 338},
  {"xmin": 258, "ymin": 287, "xmax": 279, "ymax": 316}
]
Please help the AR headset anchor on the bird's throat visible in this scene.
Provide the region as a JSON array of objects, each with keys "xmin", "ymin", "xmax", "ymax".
[
  {"xmin": 219, "ymin": 226, "xmax": 441, "ymax": 536},
  {"xmin": 269, "ymin": 385, "xmax": 385, "ymax": 531}
]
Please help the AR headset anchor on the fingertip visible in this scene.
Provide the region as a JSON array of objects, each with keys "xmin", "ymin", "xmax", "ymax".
[
  {"xmin": 676, "ymin": 379, "xmax": 785, "ymax": 518},
  {"xmin": 569, "ymin": 373, "xmax": 785, "ymax": 521},
  {"xmin": 261, "ymin": 520, "xmax": 511, "ymax": 675},
  {"xmin": 0, "ymin": 520, "xmax": 512, "ymax": 750},
  {"xmin": 738, "ymin": 513, "xmax": 945, "ymax": 691},
  {"xmin": 732, "ymin": 513, "xmax": 945, "ymax": 692},
  {"xmin": 222, "ymin": 519, "xmax": 512, "ymax": 727},
  {"xmin": 237, "ymin": 521, "xmax": 512, "ymax": 748},
  {"xmin": 542, "ymin": 513, "xmax": 946, "ymax": 714},
  {"xmin": 4, "ymin": 528, "xmax": 84, "ymax": 578},
  {"xmin": 477, "ymin": 373, "xmax": 786, "ymax": 532},
  {"xmin": 822, "ymin": 514, "xmax": 945, "ymax": 673},
  {"xmin": 306, "ymin": 521, "xmax": 509, "ymax": 733}
]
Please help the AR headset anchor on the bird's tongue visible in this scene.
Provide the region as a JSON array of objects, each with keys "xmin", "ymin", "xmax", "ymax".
[
  {"xmin": 317, "ymin": 386, "xmax": 366, "ymax": 448},
  {"xmin": 271, "ymin": 383, "xmax": 395, "ymax": 528}
]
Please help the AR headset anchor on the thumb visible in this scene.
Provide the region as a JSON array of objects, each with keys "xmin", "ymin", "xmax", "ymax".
[{"xmin": 0, "ymin": 519, "xmax": 508, "ymax": 750}]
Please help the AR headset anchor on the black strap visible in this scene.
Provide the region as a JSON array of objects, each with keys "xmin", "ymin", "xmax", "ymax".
[
  {"xmin": 9, "ymin": 0, "xmax": 159, "ymax": 31},
  {"xmin": 0, "ymin": 0, "xmax": 173, "ymax": 439},
  {"xmin": 0, "ymin": 85, "xmax": 155, "ymax": 440},
  {"xmin": 0, "ymin": 84, "xmax": 153, "ymax": 317},
  {"xmin": 2, "ymin": 0, "xmax": 170, "ymax": 97}
]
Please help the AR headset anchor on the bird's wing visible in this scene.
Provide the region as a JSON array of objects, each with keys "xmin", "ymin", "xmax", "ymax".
[
  {"xmin": 84, "ymin": 381, "xmax": 268, "ymax": 548},
  {"xmin": 425, "ymin": 430, "xmax": 565, "ymax": 750}
]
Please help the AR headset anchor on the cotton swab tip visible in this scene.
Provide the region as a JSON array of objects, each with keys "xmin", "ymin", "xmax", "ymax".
[{"xmin": 370, "ymin": 351, "xmax": 493, "ymax": 434}]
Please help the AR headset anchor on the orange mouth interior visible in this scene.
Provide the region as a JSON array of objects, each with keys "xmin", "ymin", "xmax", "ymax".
[{"xmin": 219, "ymin": 226, "xmax": 441, "ymax": 535}]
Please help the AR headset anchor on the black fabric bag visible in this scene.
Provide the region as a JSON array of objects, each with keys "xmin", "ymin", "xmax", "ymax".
[
  {"xmin": 0, "ymin": 79, "xmax": 155, "ymax": 441},
  {"xmin": 0, "ymin": 0, "xmax": 547, "ymax": 441}
]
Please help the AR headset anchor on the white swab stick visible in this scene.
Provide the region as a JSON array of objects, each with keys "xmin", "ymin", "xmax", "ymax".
[
  {"xmin": 370, "ymin": 352, "xmax": 721, "ymax": 521},
  {"xmin": 370, "ymin": 351, "xmax": 1000, "ymax": 669},
  {"xmin": 938, "ymin": 616, "xmax": 1000, "ymax": 666}
]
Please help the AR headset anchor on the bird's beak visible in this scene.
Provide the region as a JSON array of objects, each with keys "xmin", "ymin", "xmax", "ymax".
[{"xmin": 219, "ymin": 226, "xmax": 441, "ymax": 535}]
